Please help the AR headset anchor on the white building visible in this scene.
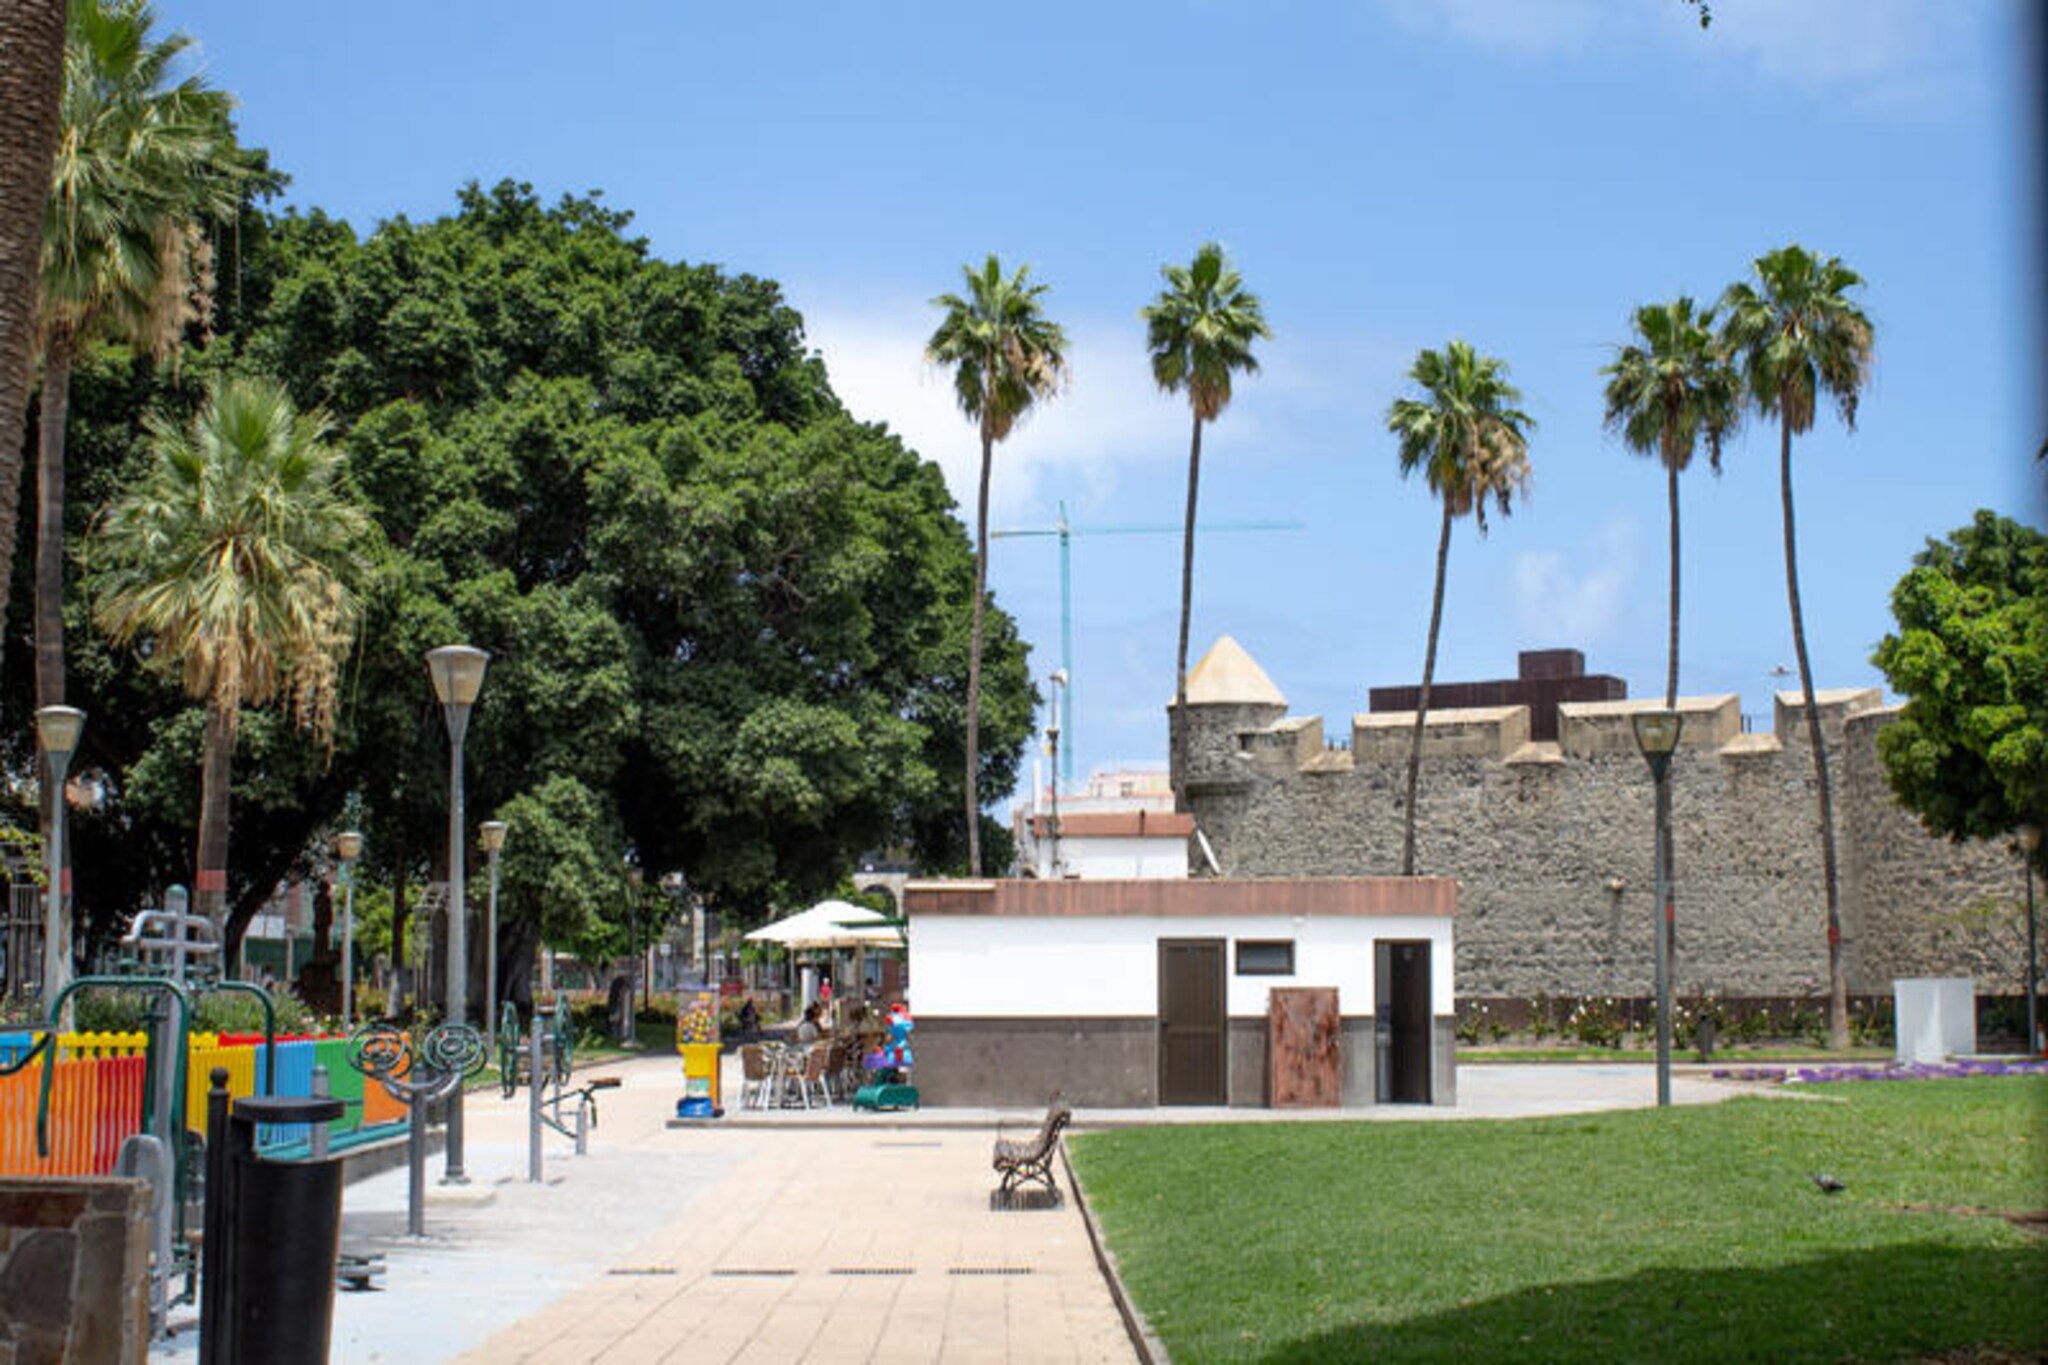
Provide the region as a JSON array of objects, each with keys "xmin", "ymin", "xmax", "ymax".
[{"xmin": 904, "ymin": 877, "xmax": 1457, "ymax": 1109}]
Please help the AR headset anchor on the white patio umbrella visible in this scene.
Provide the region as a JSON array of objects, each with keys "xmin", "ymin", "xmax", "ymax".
[{"xmin": 745, "ymin": 900, "xmax": 904, "ymax": 1007}]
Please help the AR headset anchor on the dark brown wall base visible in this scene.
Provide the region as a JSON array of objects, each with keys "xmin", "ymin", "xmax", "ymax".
[{"xmin": 917, "ymin": 1015, "xmax": 1456, "ymax": 1109}]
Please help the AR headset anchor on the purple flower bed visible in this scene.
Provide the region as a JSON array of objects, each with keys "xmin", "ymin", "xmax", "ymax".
[{"xmin": 1709, "ymin": 1059, "xmax": 2048, "ymax": 1085}]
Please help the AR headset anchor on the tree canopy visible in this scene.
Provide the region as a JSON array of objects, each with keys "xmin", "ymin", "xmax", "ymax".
[
  {"xmin": 1873, "ymin": 511, "xmax": 2048, "ymax": 860},
  {"xmin": 17, "ymin": 180, "xmax": 1035, "ymax": 976}
]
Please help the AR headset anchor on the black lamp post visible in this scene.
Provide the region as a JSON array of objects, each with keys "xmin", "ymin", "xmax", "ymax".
[
  {"xmin": 335, "ymin": 831, "xmax": 363, "ymax": 1029},
  {"xmin": 480, "ymin": 820, "xmax": 507, "ymax": 1020},
  {"xmin": 624, "ymin": 864, "xmax": 642, "ymax": 1045},
  {"xmin": 37, "ymin": 706, "xmax": 84, "ymax": 1012},
  {"xmin": 1631, "ymin": 709, "xmax": 1682, "ymax": 1108},
  {"xmin": 2023, "ymin": 825, "xmax": 2040, "ymax": 1056},
  {"xmin": 425, "ymin": 643, "xmax": 487, "ymax": 1185}
]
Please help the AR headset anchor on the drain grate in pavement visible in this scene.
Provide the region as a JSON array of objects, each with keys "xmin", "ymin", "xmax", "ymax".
[
  {"xmin": 710, "ymin": 1267, "xmax": 798, "ymax": 1278},
  {"xmin": 606, "ymin": 1266, "xmax": 677, "ymax": 1276},
  {"xmin": 829, "ymin": 1266, "xmax": 915, "ymax": 1277},
  {"xmin": 874, "ymin": 1140, "xmax": 944, "ymax": 1148},
  {"xmin": 948, "ymin": 1266, "xmax": 1034, "ymax": 1277}
]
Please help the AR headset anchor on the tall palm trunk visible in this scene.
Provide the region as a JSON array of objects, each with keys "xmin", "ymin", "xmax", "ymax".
[
  {"xmin": 1172, "ymin": 413, "xmax": 1204, "ymax": 811},
  {"xmin": 0, "ymin": 0, "xmax": 68, "ymax": 687},
  {"xmin": 964, "ymin": 423, "xmax": 993, "ymax": 876},
  {"xmin": 1664, "ymin": 457, "xmax": 1680, "ymax": 710},
  {"xmin": 1401, "ymin": 501, "xmax": 1455, "ymax": 876},
  {"xmin": 34, "ymin": 333, "xmax": 71, "ymax": 715},
  {"xmin": 196, "ymin": 690, "xmax": 234, "ymax": 930},
  {"xmin": 1778, "ymin": 400, "xmax": 1848, "ymax": 1049}
]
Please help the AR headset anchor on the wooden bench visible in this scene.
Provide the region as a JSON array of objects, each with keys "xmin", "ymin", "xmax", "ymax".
[{"xmin": 992, "ymin": 1102, "xmax": 1072, "ymax": 1204}]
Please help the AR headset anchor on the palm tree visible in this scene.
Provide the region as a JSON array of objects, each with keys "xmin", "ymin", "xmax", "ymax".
[
  {"xmin": 37, "ymin": 0, "xmax": 248, "ymax": 729},
  {"xmin": 1720, "ymin": 244, "xmax": 1874, "ymax": 1050},
  {"xmin": 0, "ymin": 0, "xmax": 68, "ymax": 675},
  {"xmin": 1143, "ymin": 242, "xmax": 1271, "ymax": 810},
  {"xmin": 925, "ymin": 255, "xmax": 1067, "ymax": 875},
  {"xmin": 1601, "ymin": 297, "xmax": 1740, "ymax": 709},
  {"xmin": 1386, "ymin": 341, "xmax": 1534, "ymax": 876},
  {"xmin": 92, "ymin": 375, "xmax": 369, "ymax": 938}
]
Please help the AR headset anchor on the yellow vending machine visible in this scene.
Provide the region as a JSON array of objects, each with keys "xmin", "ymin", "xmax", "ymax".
[{"xmin": 677, "ymin": 990, "xmax": 722, "ymax": 1118}]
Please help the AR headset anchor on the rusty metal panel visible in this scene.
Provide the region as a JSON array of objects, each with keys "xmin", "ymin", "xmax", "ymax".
[{"xmin": 1268, "ymin": 986, "xmax": 1341, "ymax": 1107}]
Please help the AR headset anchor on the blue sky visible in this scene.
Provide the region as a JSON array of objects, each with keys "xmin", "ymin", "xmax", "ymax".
[{"xmin": 161, "ymin": 0, "xmax": 2036, "ymax": 808}]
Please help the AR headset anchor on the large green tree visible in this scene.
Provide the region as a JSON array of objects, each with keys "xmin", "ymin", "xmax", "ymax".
[
  {"xmin": 1873, "ymin": 511, "xmax": 2048, "ymax": 856},
  {"xmin": 31, "ymin": 183, "xmax": 1033, "ymax": 1000},
  {"xmin": 92, "ymin": 374, "xmax": 368, "ymax": 954},
  {"xmin": 1721, "ymin": 244, "xmax": 1874, "ymax": 1050},
  {"xmin": 1144, "ymin": 242, "xmax": 1270, "ymax": 810},
  {"xmin": 926, "ymin": 255, "xmax": 1066, "ymax": 875},
  {"xmin": 1386, "ymin": 340, "xmax": 1534, "ymax": 877},
  {"xmin": 1602, "ymin": 296, "xmax": 1739, "ymax": 710}
]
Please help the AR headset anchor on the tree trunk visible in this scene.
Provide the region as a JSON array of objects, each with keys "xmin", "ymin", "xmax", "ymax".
[
  {"xmin": 1779, "ymin": 404, "xmax": 1849, "ymax": 1049},
  {"xmin": 1664, "ymin": 457, "xmax": 1681, "ymax": 711},
  {"xmin": 34, "ymin": 332, "xmax": 68, "ymax": 716},
  {"xmin": 1401, "ymin": 501, "xmax": 1455, "ymax": 877},
  {"xmin": 1172, "ymin": 413, "xmax": 1204, "ymax": 811},
  {"xmin": 964, "ymin": 424, "xmax": 993, "ymax": 876},
  {"xmin": 0, "ymin": 0, "xmax": 67, "ymax": 694},
  {"xmin": 196, "ymin": 691, "xmax": 235, "ymax": 931}
]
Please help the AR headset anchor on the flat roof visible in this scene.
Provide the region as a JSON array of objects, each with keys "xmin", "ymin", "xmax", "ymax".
[
  {"xmin": 903, "ymin": 877, "xmax": 1455, "ymax": 918},
  {"xmin": 1021, "ymin": 810, "xmax": 1195, "ymax": 838}
]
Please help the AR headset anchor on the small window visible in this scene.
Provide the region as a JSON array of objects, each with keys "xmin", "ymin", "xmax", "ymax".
[{"xmin": 1235, "ymin": 939, "xmax": 1295, "ymax": 976}]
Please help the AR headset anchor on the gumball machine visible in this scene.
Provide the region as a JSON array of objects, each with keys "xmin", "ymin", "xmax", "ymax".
[{"xmin": 676, "ymin": 990, "xmax": 722, "ymax": 1118}]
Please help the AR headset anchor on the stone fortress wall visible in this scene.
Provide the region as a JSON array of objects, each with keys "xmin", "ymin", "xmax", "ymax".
[{"xmin": 1174, "ymin": 642, "xmax": 2024, "ymax": 1001}]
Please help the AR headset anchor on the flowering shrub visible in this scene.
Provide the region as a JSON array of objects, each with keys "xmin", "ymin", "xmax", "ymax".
[{"xmin": 1566, "ymin": 996, "xmax": 1627, "ymax": 1048}]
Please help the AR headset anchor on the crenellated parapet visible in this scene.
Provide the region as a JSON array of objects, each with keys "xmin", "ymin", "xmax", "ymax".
[{"xmin": 1170, "ymin": 637, "xmax": 2021, "ymax": 1002}]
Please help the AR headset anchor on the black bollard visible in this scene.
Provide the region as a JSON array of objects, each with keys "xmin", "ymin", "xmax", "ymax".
[{"xmin": 199, "ymin": 1072, "xmax": 348, "ymax": 1365}]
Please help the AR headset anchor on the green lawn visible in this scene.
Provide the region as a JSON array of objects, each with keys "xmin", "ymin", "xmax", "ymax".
[{"xmin": 1068, "ymin": 1078, "xmax": 2048, "ymax": 1364}]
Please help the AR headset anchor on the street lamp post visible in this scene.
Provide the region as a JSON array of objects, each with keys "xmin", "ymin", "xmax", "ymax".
[
  {"xmin": 37, "ymin": 707, "xmax": 84, "ymax": 1014},
  {"xmin": 480, "ymin": 820, "xmax": 507, "ymax": 1023},
  {"xmin": 1047, "ymin": 669, "xmax": 1067, "ymax": 878},
  {"xmin": 336, "ymin": 831, "xmax": 363, "ymax": 1029},
  {"xmin": 624, "ymin": 865, "xmax": 642, "ymax": 1045},
  {"xmin": 426, "ymin": 643, "xmax": 488, "ymax": 1185},
  {"xmin": 1631, "ymin": 709, "xmax": 1683, "ymax": 1108},
  {"xmin": 2023, "ymin": 826, "xmax": 2040, "ymax": 1056}
]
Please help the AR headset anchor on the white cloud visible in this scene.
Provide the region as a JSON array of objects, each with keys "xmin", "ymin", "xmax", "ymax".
[
  {"xmin": 1376, "ymin": 0, "xmax": 1992, "ymax": 111},
  {"xmin": 1511, "ymin": 516, "xmax": 1641, "ymax": 644},
  {"xmin": 799, "ymin": 297, "xmax": 1189, "ymax": 524}
]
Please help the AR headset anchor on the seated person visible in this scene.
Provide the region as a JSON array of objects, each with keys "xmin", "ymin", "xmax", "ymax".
[
  {"xmin": 795, "ymin": 1002, "xmax": 824, "ymax": 1043},
  {"xmin": 736, "ymin": 997, "xmax": 760, "ymax": 1038}
]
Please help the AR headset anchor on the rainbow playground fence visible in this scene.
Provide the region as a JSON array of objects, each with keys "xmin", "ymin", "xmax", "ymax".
[{"xmin": 0, "ymin": 1030, "xmax": 406, "ymax": 1176}]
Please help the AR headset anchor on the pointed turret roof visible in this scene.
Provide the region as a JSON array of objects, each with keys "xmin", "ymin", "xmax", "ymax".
[{"xmin": 1181, "ymin": 635, "xmax": 1286, "ymax": 706}]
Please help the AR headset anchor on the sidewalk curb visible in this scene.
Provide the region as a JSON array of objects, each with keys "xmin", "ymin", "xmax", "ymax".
[{"xmin": 1063, "ymin": 1140, "xmax": 1169, "ymax": 1365}]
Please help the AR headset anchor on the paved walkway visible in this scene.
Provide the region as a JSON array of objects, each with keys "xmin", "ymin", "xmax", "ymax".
[{"xmin": 151, "ymin": 1055, "xmax": 1769, "ymax": 1364}]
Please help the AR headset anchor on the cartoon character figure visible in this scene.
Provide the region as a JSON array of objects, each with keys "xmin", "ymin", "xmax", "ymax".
[{"xmin": 865, "ymin": 1001, "xmax": 915, "ymax": 1075}]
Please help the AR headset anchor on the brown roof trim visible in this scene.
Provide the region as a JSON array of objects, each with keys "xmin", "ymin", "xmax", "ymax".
[
  {"xmin": 903, "ymin": 877, "xmax": 1455, "ymax": 918},
  {"xmin": 1022, "ymin": 810, "xmax": 1196, "ymax": 838}
]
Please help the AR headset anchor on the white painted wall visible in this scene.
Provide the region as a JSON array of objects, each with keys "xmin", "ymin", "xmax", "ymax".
[
  {"xmin": 1028, "ymin": 834, "xmax": 1189, "ymax": 880},
  {"xmin": 910, "ymin": 913, "xmax": 1454, "ymax": 1018}
]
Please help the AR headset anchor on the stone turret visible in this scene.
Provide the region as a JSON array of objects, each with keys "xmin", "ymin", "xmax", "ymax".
[{"xmin": 1170, "ymin": 636, "xmax": 1288, "ymax": 795}]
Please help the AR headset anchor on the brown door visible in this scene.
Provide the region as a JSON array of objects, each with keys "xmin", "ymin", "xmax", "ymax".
[
  {"xmin": 1158, "ymin": 939, "xmax": 1227, "ymax": 1104},
  {"xmin": 1375, "ymin": 940, "xmax": 1432, "ymax": 1104}
]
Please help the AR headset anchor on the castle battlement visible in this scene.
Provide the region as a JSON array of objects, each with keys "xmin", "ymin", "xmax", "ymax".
[
  {"xmin": 1203, "ymin": 685, "xmax": 1892, "ymax": 779},
  {"xmin": 1170, "ymin": 637, "xmax": 2018, "ymax": 1002}
]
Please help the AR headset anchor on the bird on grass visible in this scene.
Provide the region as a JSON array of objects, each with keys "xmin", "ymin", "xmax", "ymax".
[{"xmin": 1809, "ymin": 1172, "xmax": 1846, "ymax": 1194}]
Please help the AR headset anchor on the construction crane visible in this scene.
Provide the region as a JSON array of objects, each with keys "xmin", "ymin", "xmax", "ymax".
[{"xmin": 992, "ymin": 501, "xmax": 1302, "ymax": 784}]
